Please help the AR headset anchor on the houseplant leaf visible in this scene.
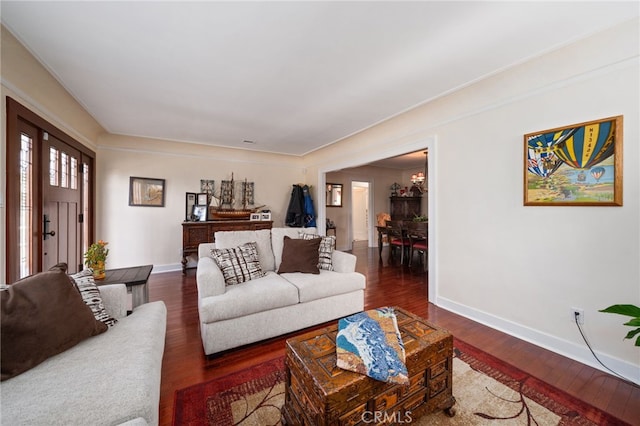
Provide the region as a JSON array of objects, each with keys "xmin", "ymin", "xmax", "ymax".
[
  {"xmin": 599, "ymin": 304, "xmax": 640, "ymax": 317},
  {"xmin": 600, "ymin": 304, "xmax": 640, "ymax": 347},
  {"xmin": 624, "ymin": 328, "xmax": 640, "ymax": 340},
  {"xmin": 623, "ymin": 318, "xmax": 640, "ymax": 327}
]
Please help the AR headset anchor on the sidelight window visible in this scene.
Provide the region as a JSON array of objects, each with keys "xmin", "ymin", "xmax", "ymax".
[
  {"xmin": 60, "ymin": 152, "xmax": 69, "ymax": 188},
  {"xmin": 70, "ymin": 157, "xmax": 78, "ymax": 190},
  {"xmin": 82, "ymin": 162, "xmax": 91, "ymax": 255},
  {"xmin": 49, "ymin": 147, "xmax": 59, "ymax": 186},
  {"xmin": 19, "ymin": 133, "xmax": 33, "ymax": 278}
]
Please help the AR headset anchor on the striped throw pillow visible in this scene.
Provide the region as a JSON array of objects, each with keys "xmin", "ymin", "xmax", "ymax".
[
  {"xmin": 211, "ymin": 241, "xmax": 265, "ymax": 285},
  {"xmin": 70, "ymin": 269, "xmax": 118, "ymax": 327},
  {"xmin": 300, "ymin": 233, "xmax": 336, "ymax": 271}
]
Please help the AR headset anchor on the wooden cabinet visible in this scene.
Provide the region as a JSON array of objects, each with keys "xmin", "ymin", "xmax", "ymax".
[
  {"xmin": 390, "ymin": 196, "xmax": 421, "ymax": 220},
  {"xmin": 181, "ymin": 220, "xmax": 273, "ymax": 274}
]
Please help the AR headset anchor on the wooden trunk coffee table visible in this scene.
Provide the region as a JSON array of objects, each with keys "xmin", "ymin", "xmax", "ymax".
[{"xmin": 282, "ymin": 307, "xmax": 455, "ymax": 425}]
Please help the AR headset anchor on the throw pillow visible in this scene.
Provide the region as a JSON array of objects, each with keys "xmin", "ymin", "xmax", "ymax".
[
  {"xmin": 70, "ymin": 269, "xmax": 118, "ymax": 327},
  {"xmin": 272, "ymin": 227, "xmax": 317, "ymax": 269},
  {"xmin": 1, "ymin": 268, "xmax": 108, "ymax": 381},
  {"xmin": 336, "ymin": 307, "xmax": 408, "ymax": 385},
  {"xmin": 211, "ymin": 241, "xmax": 265, "ymax": 285},
  {"xmin": 214, "ymin": 229, "xmax": 275, "ymax": 272},
  {"xmin": 277, "ymin": 236, "xmax": 321, "ymax": 274},
  {"xmin": 300, "ymin": 233, "xmax": 336, "ymax": 271}
]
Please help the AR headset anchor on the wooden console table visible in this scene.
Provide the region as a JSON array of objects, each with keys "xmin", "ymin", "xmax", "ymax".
[
  {"xmin": 98, "ymin": 264, "xmax": 153, "ymax": 309},
  {"xmin": 181, "ymin": 220, "xmax": 273, "ymax": 274}
]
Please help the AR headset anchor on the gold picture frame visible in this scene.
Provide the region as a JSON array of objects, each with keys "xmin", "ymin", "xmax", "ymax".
[{"xmin": 524, "ymin": 116, "xmax": 622, "ymax": 206}]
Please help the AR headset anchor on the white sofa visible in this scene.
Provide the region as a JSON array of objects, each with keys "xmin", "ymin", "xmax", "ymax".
[
  {"xmin": 196, "ymin": 227, "xmax": 366, "ymax": 355},
  {"xmin": 1, "ymin": 284, "xmax": 167, "ymax": 426}
]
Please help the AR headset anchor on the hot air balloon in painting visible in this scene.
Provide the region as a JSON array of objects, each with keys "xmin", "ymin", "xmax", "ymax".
[
  {"xmin": 590, "ymin": 166, "xmax": 605, "ymax": 182},
  {"xmin": 527, "ymin": 149, "xmax": 562, "ymax": 178},
  {"xmin": 551, "ymin": 120, "xmax": 616, "ymax": 169},
  {"xmin": 526, "ymin": 133, "xmax": 566, "ymax": 178}
]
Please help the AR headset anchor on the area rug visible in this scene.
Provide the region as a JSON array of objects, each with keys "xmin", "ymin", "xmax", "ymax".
[{"xmin": 173, "ymin": 339, "xmax": 628, "ymax": 426}]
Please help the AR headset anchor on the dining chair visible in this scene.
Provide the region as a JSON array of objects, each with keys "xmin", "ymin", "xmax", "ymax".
[
  {"xmin": 406, "ymin": 221, "xmax": 428, "ymax": 271},
  {"xmin": 385, "ymin": 220, "xmax": 410, "ymax": 265}
]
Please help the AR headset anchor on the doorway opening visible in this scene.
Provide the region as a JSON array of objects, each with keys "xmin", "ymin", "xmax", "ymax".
[{"xmin": 351, "ymin": 181, "xmax": 370, "ymax": 245}]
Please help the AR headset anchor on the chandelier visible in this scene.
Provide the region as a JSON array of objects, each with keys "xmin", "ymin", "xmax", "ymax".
[
  {"xmin": 410, "ymin": 172, "xmax": 425, "ymax": 185},
  {"xmin": 410, "ymin": 151, "xmax": 428, "ymax": 194}
]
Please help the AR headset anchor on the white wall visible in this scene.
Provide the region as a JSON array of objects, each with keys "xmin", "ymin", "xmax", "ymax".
[
  {"xmin": 97, "ymin": 134, "xmax": 306, "ymax": 272},
  {"xmin": 435, "ymin": 20, "xmax": 639, "ymax": 383},
  {"xmin": 306, "ymin": 19, "xmax": 640, "ymax": 382}
]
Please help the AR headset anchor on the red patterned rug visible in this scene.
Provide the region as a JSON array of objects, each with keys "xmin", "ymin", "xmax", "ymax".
[{"xmin": 173, "ymin": 339, "xmax": 628, "ymax": 425}]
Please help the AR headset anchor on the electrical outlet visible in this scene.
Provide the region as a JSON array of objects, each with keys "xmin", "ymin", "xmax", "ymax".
[{"xmin": 571, "ymin": 307, "xmax": 585, "ymax": 325}]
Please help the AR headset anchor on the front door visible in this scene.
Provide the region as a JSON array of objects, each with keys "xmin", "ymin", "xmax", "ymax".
[
  {"xmin": 5, "ymin": 98, "xmax": 94, "ymax": 282},
  {"xmin": 42, "ymin": 133, "xmax": 83, "ymax": 273}
]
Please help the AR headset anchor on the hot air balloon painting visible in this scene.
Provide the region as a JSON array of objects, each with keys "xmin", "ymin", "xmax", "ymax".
[{"xmin": 524, "ymin": 116, "xmax": 623, "ymax": 206}]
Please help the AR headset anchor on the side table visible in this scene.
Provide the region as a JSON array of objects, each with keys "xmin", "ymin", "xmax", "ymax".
[{"xmin": 98, "ymin": 265, "xmax": 153, "ymax": 309}]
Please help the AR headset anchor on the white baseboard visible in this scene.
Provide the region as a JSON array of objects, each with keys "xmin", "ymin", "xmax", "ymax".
[
  {"xmin": 435, "ymin": 296, "xmax": 640, "ymax": 386},
  {"xmin": 149, "ymin": 263, "xmax": 183, "ymax": 274}
]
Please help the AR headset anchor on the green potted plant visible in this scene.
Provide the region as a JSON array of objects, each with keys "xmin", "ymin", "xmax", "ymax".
[
  {"xmin": 84, "ymin": 240, "xmax": 109, "ymax": 280},
  {"xmin": 599, "ymin": 304, "xmax": 640, "ymax": 346}
]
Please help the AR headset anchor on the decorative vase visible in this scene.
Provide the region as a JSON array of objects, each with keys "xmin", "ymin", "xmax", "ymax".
[{"xmin": 92, "ymin": 260, "xmax": 106, "ymax": 280}]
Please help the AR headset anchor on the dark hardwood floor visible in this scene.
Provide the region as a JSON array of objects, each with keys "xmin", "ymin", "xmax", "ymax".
[{"xmin": 149, "ymin": 241, "xmax": 639, "ymax": 425}]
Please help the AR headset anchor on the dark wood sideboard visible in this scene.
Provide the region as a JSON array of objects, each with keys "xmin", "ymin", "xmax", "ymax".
[
  {"xmin": 181, "ymin": 220, "xmax": 273, "ymax": 274},
  {"xmin": 390, "ymin": 196, "xmax": 422, "ymax": 220}
]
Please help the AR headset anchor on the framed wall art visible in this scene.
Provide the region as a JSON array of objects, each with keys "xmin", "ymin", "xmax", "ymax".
[
  {"xmin": 185, "ymin": 192, "xmax": 197, "ymax": 221},
  {"xmin": 197, "ymin": 193, "xmax": 208, "ymax": 206},
  {"xmin": 200, "ymin": 179, "xmax": 214, "ymax": 203},
  {"xmin": 192, "ymin": 205, "xmax": 207, "ymax": 222},
  {"xmin": 129, "ymin": 177, "xmax": 166, "ymax": 207},
  {"xmin": 200, "ymin": 179, "xmax": 214, "ymax": 194},
  {"xmin": 524, "ymin": 115, "xmax": 622, "ymax": 206}
]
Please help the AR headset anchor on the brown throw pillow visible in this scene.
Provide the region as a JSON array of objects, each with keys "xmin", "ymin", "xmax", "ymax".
[
  {"xmin": 277, "ymin": 236, "xmax": 321, "ymax": 274},
  {"xmin": 1, "ymin": 268, "xmax": 108, "ymax": 381}
]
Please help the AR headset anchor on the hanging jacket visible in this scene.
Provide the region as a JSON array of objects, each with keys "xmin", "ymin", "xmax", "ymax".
[
  {"xmin": 302, "ymin": 185, "xmax": 316, "ymax": 227},
  {"xmin": 285, "ymin": 185, "xmax": 305, "ymax": 227}
]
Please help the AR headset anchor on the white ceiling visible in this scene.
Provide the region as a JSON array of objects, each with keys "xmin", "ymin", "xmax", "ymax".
[{"xmin": 2, "ymin": 1, "xmax": 637, "ymax": 157}]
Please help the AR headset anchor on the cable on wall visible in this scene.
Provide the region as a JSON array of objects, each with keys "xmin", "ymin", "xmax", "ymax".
[{"xmin": 574, "ymin": 312, "xmax": 640, "ymax": 389}]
